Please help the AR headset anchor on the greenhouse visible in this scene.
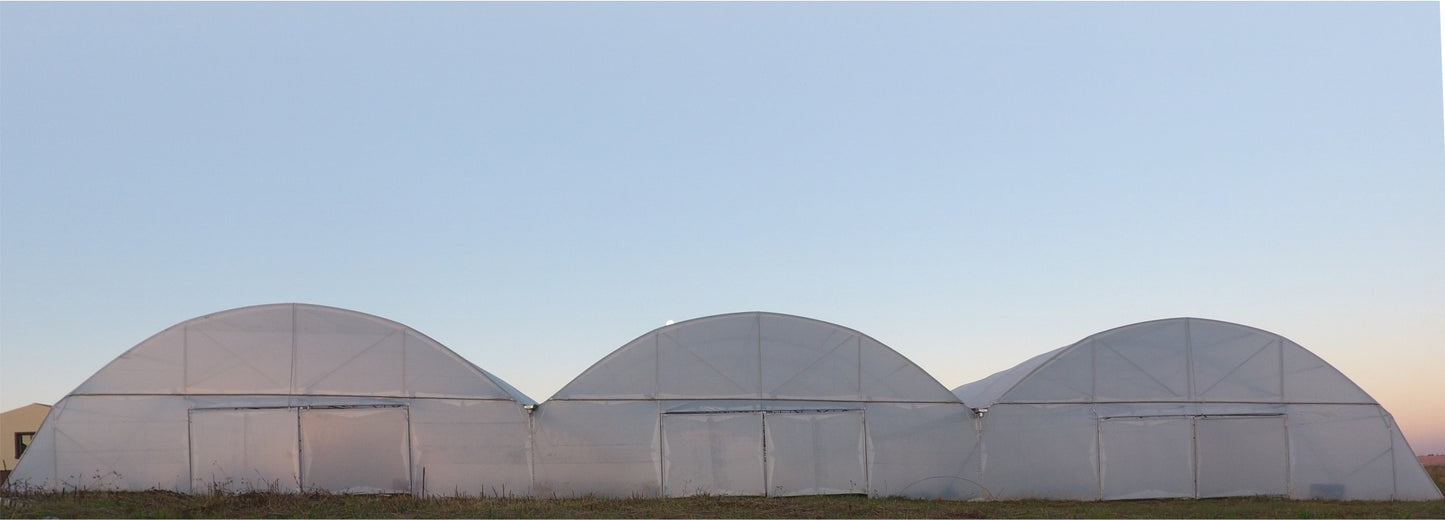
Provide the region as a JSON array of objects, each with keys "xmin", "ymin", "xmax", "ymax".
[
  {"xmin": 953, "ymin": 317, "xmax": 1442, "ymax": 501},
  {"xmin": 4, "ymin": 304, "xmax": 536, "ymax": 496},
  {"xmin": 531, "ymin": 311, "xmax": 980, "ymax": 499}
]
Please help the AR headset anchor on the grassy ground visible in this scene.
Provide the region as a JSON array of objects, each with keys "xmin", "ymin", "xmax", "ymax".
[
  {"xmin": 1, "ymin": 491, "xmax": 1442, "ymax": 519},
  {"xmin": 3, "ymin": 466, "xmax": 1440, "ymax": 518}
]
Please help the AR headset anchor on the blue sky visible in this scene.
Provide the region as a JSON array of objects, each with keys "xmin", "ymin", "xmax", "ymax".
[{"xmin": 2, "ymin": 2, "xmax": 1442, "ymax": 453}]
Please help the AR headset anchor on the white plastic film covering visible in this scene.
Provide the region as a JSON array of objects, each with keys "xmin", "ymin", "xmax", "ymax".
[
  {"xmin": 5, "ymin": 399, "xmax": 64, "ymax": 489},
  {"xmin": 1094, "ymin": 320, "xmax": 1190, "ymax": 402},
  {"xmin": 978, "ymin": 404, "xmax": 1099, "ymax": 500},
  {"xmin": 858, "ymin": 334, "xmax": 960, "ymax": 402},
  {"xmin": 970, "ymin": 318, "xmax": 1381, "ymax": 406},
  {"xmin": 189, "ymin": 408, "xmax": 300, "ymax": 493},
  {"xmin": 952, "ymin": 347, "xmax": 1063, "ymax": 407},
  {"xmin": 408, "ymin": 399, "xmax": 532, "ymax": 497},
  {"xmin": 998, "ymin": 341, "xmax": 1093, "ymax": 403},
  {"xmin": 404, "ymin": 330, "xmax": 515, "ymax": 399},
  {"xmin": 1387, "ymin": 415, "xmax": 1445, "ymax": 500},
  {"xmin": 555, "ymin": 312, "xmax": 957, "ymax": 403},
  {"xmin": 73, "ymin": 326, "xmax": 185, "ymax": 395},
  {"xmin": 1195, "ymin": 416, "xmax": 1287, "ymax": 498},
  {"xmin": 300, "ymin": 407, "xmax": 411, "ymax": 494},
  {"xmin": 531, "ymin": 400, "xmax": 662, "ymax": 497},
  {"xmin": 1287, "ymin": 404, "xmax": 1395, "ymax": 500},
  {"xmin": 295, "ymin": 307, "xmax": 405, "ymax": 395},
  {"xmin": 70, "ymin": 304, "xmax": 531, "ymax": 401},
  {"xmin": 764, "ymin": 411, "xmax": 866, "ymax": 496},
  {"xmin": 1281, "ymin": 342, "xmax": 1373, "ymax": 403},
  {"xmin": 661, "ymin": 413, "xmax": 765, "ymax": 497},
  {"xmin": 185, "ymin": 305, "xmax": 294, "ymax": 394},
  {"xmin": 1099, "ymin": 417, "xmax": 1194, "ymax": 500},
  {"xmin": 864, "ymin": 402, "xmax": 980, "ymax": 499},
  {"xmin": 761, "ymin": 316, "xmax": 861, "ymax": 400},
  {"xmin": 659, "ymin": 317, "xmax": 761, "ymax": 399},
  {"xmin": 53, "ymin": 396, "xmax": 189, "ymax": 491},
  {"xmin": 1189, "ymin": 323, "xmax": 1282, "ymax": 402},
  {"xmin": 560, "ymin": 334, "xmax": 660, "ymax": 399}
]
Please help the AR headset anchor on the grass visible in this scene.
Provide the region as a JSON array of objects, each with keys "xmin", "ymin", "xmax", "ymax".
[
  {"xmin": 3, "ymin": 465, "xmax": 1441, "ymax": 518},
  {"xmin": 1, "ymin": 491, "xmax": 1443, "ymax": 519}
]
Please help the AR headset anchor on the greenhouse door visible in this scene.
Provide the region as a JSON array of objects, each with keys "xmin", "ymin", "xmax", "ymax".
[
  {"xmin": 661, "ymin": 413, "xmax": 765, "ymax": 497},
  {"xmin": 764, "ymin": 411, "xmax": 867, "ymax": 496},
  {"xmin": 1100, "ymin": 414, "xmax": 1289, "ymax": 499},
  {"xmin": 300, "ymin": 407, "xmax": 412, "ymax": 494},
  {"xmin": 1195, "ymin": 416, "xmax": 1288, "ymax": 497},
  {"xmin": 189, "ymin": 408, "xmax": 301, "ymax": 493},
  {"xmin": 1099, "ymin": 417, "xmax": 1195, "ymax": 500}
]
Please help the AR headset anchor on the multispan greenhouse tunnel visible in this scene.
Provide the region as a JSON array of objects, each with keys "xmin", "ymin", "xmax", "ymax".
[{"xmin": 6, "ymin": 306, "xmax": 1439, "ymax": 501}]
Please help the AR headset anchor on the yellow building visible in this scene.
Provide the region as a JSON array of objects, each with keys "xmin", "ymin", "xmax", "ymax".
[{"xmin": 2, "ymin": 403, "xmax": 51, "ymax": 472}]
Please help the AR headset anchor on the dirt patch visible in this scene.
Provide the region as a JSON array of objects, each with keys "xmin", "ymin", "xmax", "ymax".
[{"xmin": 1418, "ymin": 455, "xmax": 1445, "ymax": 467}]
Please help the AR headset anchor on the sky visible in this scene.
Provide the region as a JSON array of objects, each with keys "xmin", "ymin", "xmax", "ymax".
[{"xmin": 1, "ymin": 2, "xmax": 1442, "ymax": 454}]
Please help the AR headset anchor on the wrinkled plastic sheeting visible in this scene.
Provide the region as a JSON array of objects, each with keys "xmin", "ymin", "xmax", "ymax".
[
  {"xmin": 409, "ymin": 399, "xmax": 533, "ymax": 497},
  {"xmin": 1195, "ymin": 416, "xmax": 1288, "ymax": 498},
  {"xmin": 661, "ymin": 413, "xmax": 765, "ymax": 496},
  {"xmin": 300, "ymin": 407, "xmax": 411, "ymax": 494},
  {"xmin": 531, "ymin": 400, "xmax": 662, "ymax": 497},
  {"xmin": 55, "ymin": 395, "xmax": 190, "ymax": 491},
  {"xmin": 978, "ymin": 404, "xmax": 1099, "ymax": 500},
  {"xmin": 1288, "ymin": 404, "xmax": 1399, "ymax": 500},
  {"xmin": 1387, "ymin": 414, "xmax": 1445, "ymax": 500},
  {"xmin": 765, "ymin": 411, "xmax": 866, "ymax": 496},
  {"xmin": 190, "ymin": 408, "xmax": 300, "ymax": 493},
  {"xmin": 1099, "ymin": 417, "xmax": 1194, "ymax": 499},
  {"xmin": 865, "ymin": 402, "xmax": 981, "ymax": 500}
]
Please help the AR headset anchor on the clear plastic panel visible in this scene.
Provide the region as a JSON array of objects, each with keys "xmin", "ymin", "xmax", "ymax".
[
  {"xmin": 1094, "ymin": 320, "xmax": 1190, "ymax": 402},
  {"xmin": 189, "ymin": 408, "xmax": 300, "ymax": 493},
  {"xmin": 1196, "ymin": 416, "xmax": 1287, "ymax": 497},
  {"xmin": 1190, "ymin": 322, "xmax": 1282, "ymax": 402},
  {"xmin": 74, "ymin": 326, "xmax": 185, "ymax": 395},
  {"xmin": 531, "ymin": 400, "xmax": 662, "ymax": 497},
  {"xmin": 661, "ymin": 413, "xmax": 764, "ymax": 496},
  {"xmin": 765, "ymin": 411, "xmax": 866, "ymax": 496},
  {"xmin": 300, "ymin": 407, "xmax": 411, "ymax": 494},
  {"xmin": 53, "ymin": 395, "xmax": 189, "ymax": 491},
  {"xmin": 408, "ymin": 399, "xmax": 532, "ymax": 497},
  {"xmin": 762, "ymin": 315, "xmax": 860, "ymax": 400},
  {"xmin": 978, "ymin": 404, "xmax": 1099, "ymax": 499},
  {"xmin": 864, "ymin": 402, "xmax": 980, "ymax": 499},
  {"xmin": 659, "ymin": 318, "xmax": 761, "ymax": 399},
  {"xmin": 1099, "ymin": 416, "xmax": 1194, "ymax": 499},
  {"xmin": 184, "ymin": 306, "xmax": 294, "ymax": 394}
]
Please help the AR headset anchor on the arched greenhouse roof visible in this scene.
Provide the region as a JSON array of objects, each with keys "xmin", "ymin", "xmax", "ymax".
[
  {"xmin": 72, "ymin": 303, "xmax": 534, "ymax": 403},
  {"xmin": 953, "ymin": 317, "xmax": 1373, "ymax": 407},
  {"xmin": 551, "ymin": 311, "xmax": 960, "ymax": 403}
]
